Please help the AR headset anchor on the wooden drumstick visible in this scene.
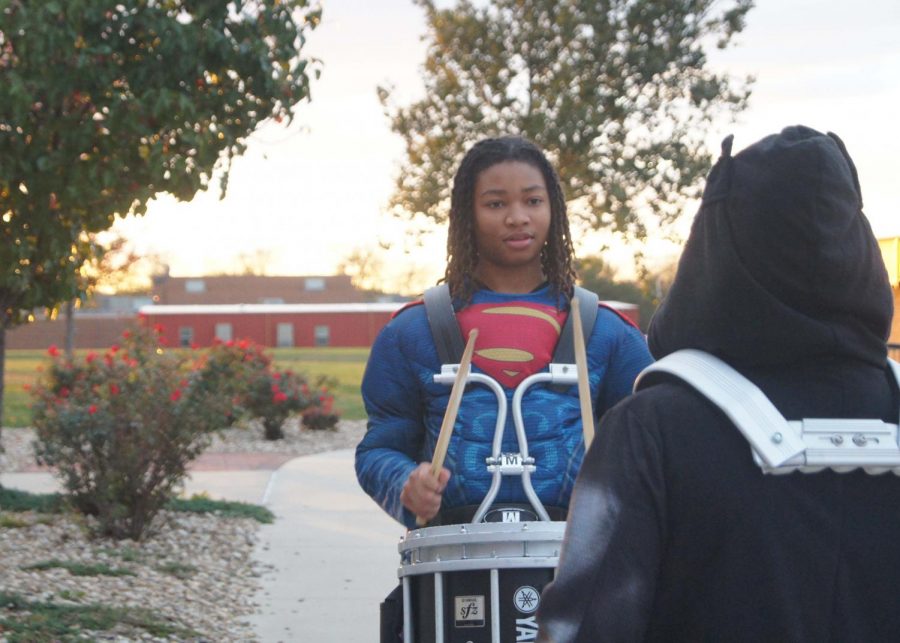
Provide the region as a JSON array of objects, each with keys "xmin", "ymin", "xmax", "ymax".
[
  {"xmin": 571, "ymin": 296, "xmax": 595, "ymax": 449},
  {"xmin": 415, "ymin": 328, "xmax": 479, "ymax": 527}
]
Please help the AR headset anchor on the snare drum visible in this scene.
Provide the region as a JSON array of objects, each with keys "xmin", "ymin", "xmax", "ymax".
[{"xmin": 398, "ymin": 520, "xmax": 565, "ymax": 642}]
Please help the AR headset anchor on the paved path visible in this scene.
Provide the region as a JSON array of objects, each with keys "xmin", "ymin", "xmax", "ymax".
[
  {"xmin": 1, "ymin": 448, "xmax": 404, "ymax": 642},
  {"xmin": 248, "ymin": 449, "xmax": 401, "ymax": 642}
]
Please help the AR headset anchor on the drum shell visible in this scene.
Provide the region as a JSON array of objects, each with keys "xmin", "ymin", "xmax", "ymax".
[{"xmin": 398, "ymin": 521, "xmax": 564, "ymax": 643}]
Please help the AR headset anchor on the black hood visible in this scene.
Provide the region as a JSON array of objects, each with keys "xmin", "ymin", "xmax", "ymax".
[{"xmin": 648, "ymin": 125, "xmax": 893, "ymax": 368}]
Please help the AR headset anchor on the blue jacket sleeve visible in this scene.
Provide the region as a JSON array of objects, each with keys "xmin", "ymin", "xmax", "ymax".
[
  {"xmin": 592, "ymin": 308, "xmax": 654, "ymax": 416},
  {"xmin": 355, "ymin": 316, "xmax": 425, "ymax": 528}
]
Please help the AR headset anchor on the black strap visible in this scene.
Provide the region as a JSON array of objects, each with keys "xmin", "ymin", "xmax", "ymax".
[
  {"xmin": 422, "ymin": 284, "xmax": 599, "ymax": 365},
  {"xmin": 423, "ymin": 285, "xmax": 465, "ymax": 365},
  {"xmin": 553, "ymin": 285, "xmax": 599, "ymax": 364}
]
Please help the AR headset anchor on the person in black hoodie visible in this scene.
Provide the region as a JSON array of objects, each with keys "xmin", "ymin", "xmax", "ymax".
[{"xmin": 536, "ymin": 125, "xmax": 899, "ymax": 642}]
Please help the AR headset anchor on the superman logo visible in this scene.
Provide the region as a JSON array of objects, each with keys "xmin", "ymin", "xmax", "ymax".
[{"xmin": 456, "ymin": 302, "xmax": 568, "ymax": 388}]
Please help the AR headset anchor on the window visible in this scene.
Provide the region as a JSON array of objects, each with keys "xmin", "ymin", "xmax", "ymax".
[
  {"xmin": 178, "ymin": 326, "xmax": 194, "ymax": 347},
  {"xmin": 215, "ymin": 323, "xmax": 233, "ymax": 342},
  {"xmin": 185, "ymin": 279, "xmax": 206, "ymax": 293},
  {"xmin": 304, "ymin": 277, "xmax": 325, "ymax": 292},
  {"xmin": 276, "ymin": 323, "xmax": 294, "ymax": 348},
  {"xmin": 314, "ymin": 325, "xmax": 330, "ymax": 347}
]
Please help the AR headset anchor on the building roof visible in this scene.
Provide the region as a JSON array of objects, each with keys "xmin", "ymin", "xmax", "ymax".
[
  {"xmin": 150, "ymin": 274, "xmax": 371, "ymax": 305},
  {"xmin": 140, "ymin": 303, "xmax": 406, "ymax": 315}
]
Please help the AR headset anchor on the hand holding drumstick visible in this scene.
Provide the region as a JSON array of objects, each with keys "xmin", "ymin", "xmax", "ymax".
[
  {"xmin": 401, "ymin": 329, "xmax": 478, "ymax": 527},
  {"xmin": 401, "ymin": 463, "xmax": 450, "ymax": 524}
]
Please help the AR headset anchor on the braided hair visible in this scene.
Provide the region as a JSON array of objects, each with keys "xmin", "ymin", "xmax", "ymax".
[{"xmin": 443, "ymin": 136, "xmax": 577, "ymax": 305}]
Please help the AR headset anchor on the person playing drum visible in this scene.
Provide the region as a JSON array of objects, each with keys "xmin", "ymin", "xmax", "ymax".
[{"xmin": 355, "ymin": 135, "xmax": 652, "ymax": 530}]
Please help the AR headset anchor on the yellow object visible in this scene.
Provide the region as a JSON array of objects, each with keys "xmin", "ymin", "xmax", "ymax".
[{"xmin": 879, "ymin": 237, "xmax": 899, "ymax": 286}]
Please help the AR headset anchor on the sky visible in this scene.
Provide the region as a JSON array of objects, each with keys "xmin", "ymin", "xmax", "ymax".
[{"xmin": 113, "ymin": 0, "xmax": 900, "ymax": 292}]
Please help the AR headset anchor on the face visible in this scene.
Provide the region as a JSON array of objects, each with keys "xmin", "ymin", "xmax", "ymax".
[{"xmin": 472, "ymin": 160, "xmax": 551, "ymax": 289}]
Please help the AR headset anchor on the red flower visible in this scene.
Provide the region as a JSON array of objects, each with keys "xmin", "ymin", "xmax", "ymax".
[
  {"xmin": 238, "ymin": 339, "xmax": 250, "ymax": 350},
  {"xmin": 109, "ymin": 383, "xmax": 120, "ymax": 396},
  {"xmin": 153, "ymin": 323, "xmax": 164, "ymax": 334},
  {"xmin": 47, "ymin": 345, "xmax": 60, "ymax": 357},
  {"xmin": 122, "ymin": 330, "xmax": 131, "ymax": 339},
  {"xmin": 88, "ymin": 404, "xmax": 98, "ymax": 415},
  {"xmin": 272, "ymin": 372, "xmax": 282, "ymax": 380},
  {"xmin": 86, "ymin": 352, "xmax": 97, "ymax": 363},
  {"xmin": 190, "ymin": 342, "xmax": 199, "ymax": 350},
  {"xmin": 109, "ymin": 344, "xmax": 120, "ymax": 354},
  {"xmin": 273, "ymin": 391, "xmax": 288, "ymax": 404},
  {"xmin": 59, "ymin": 386, "xmax": 70, "ymax": 398},
  {"xmin": 271, "ymin": 383, "xmax": 281, "ymax": 394},
  {"xmin": 170, "ymin": 389, "xmax": 182, "ymax": 402}
]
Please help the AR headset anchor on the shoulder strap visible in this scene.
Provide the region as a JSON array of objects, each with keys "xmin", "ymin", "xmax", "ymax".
[
  {"xmin": 423, "ymin": 284, "xmax": 465, "ymax": 365},
  {"xmin": 553, "ymin": 286, "xmax": 599, "ymax": 364},
  {"xmin": 635, "ymin": 349, "xmax": 900, "ymax": 473},
  {"xmin": 635, "ymin": 349, "xmax": 805, "ymax": 468}
]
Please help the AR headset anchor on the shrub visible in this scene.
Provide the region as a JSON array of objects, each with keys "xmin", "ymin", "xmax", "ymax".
[
  {"xmin": 243, "ymin": 368, "xmax": 314, "ymax": 439},
  {"xmin": 301, "ymin": 376, "xmax": 341, "ymax": 432},
  {"xmin": 202, "ymin": 339, "xmax": 316, "ymax": 440},
  {"xmin": 195, "ymin": 338, "xmax": 271, "ymax": 427},
  {"xmin": 30, "ymin": 327, "xmax": 235, "ymax": 540}
]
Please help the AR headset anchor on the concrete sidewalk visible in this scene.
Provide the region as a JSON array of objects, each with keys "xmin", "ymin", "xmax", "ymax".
[
  {"xmin": 248, "ymin": 449, "xmax": 402, "ymax": 642},
  {"xmin": 0, "ymin": 448, "xmax": 404, "ymax": 642}
]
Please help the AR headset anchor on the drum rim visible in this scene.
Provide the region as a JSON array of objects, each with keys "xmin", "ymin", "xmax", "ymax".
[
  {"xmin": 398, "ymin": 520, "xmax": 565, "ymax": 554},
  {"xmin": 398, "ymin": 555, "xmax": 559, "ymax": 577}
]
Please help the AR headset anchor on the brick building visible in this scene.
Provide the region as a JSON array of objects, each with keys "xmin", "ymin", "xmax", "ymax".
[
  {"xmin": 140, "ymin": 303, "xmax": 404, "ymax": 349},
  {"xmin": 6, "ymin": 274, "xmax": 390, "ymax": 350},
  {"xmin": 150, "ymin": 274, "xmax": 373, "ymax": 305}
]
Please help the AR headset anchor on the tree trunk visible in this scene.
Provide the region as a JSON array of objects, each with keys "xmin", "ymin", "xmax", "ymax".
[
  {"xmin": 65, "ymin": 299, "xmax": 75, "ymax": 359},
  {"xmin": 262, "ymin": 419, "xmax": 284, "ymax": 441}
]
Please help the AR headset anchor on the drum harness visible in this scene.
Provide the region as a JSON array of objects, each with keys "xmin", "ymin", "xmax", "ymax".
[
  {"xmin": 423, "ymin": 284, "xmax": 599, "ymax": 522},
  {"xmin": 635, "ymin": 349, "xmax": 900, "ymax": 475}
]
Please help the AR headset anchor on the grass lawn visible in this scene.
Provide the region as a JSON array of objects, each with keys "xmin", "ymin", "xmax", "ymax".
[{"xmin": 2, "ymin": 347, "xmax": 371, "ymax": 428}]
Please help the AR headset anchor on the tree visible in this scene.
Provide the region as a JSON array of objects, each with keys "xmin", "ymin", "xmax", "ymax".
[
  {"xmin": 380, "ymin": 0, "xmax": 753, "ymax": 238},
  {"xmin": 63, "ymin": 233, "xmax": 162, "ymax": 358},
  {"xmin": 337, "ymin": 246, "xmax": 387, "ymax": 293},
  {"xmin": 577, "ymin": 254, "xmax": 677, "ymax": 331},
  {"xmin": 0, "ymin": 0, "xmax": 321, "ymax": 430}
]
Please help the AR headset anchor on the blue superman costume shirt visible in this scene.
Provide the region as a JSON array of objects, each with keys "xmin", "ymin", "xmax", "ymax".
[{"xmin": 355, "ymin": 284, "xmax": 653, "ymax": 529}]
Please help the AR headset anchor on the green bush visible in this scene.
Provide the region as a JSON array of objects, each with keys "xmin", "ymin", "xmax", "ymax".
[
  {"xmin": 301, "ymin": 376, "xmax": 341, "ymax": 431},
  {"xmin": 194, "ymin": 338, "xmax": 268, "ymax": 427},
  {"xmin": 30, "ymin": 327, "xmax": 235, "ymax": 540},
  {"xmin": 202, "ymin": 339, "xmax": 316, "ymax": 440}
]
